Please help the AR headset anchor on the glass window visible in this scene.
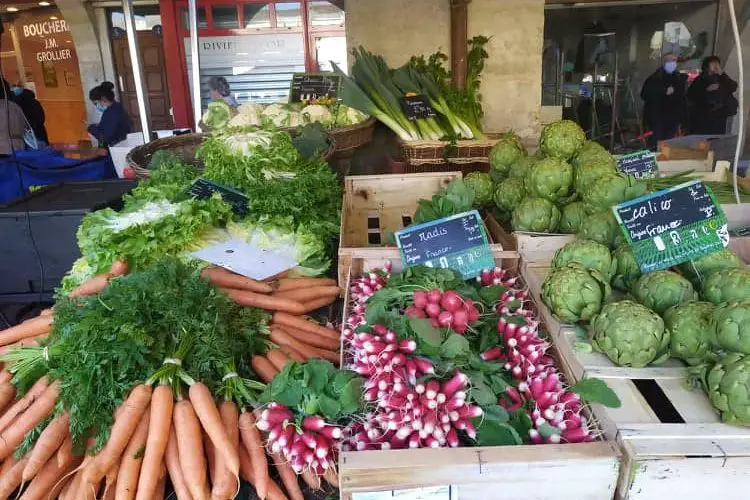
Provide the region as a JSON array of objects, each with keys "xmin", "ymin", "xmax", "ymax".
[
  {"xmin": 309, "ymin": 1, "xmax": 344, "ymax": 27},
  {"xmin": 212, "ymin": 5, "xmax": 239, "ymax": 29},
  {"xmin": 275, "ymin": 2, "xmax": 302, "ymax": 29},
  {"xmin": 110, "ymin": 9, "xmax": 161, "ymax": 31},
  {"xmin": 244, "ymin": 3, "xmax": 271, "ymax": 29},
  {"xmin": 181, "ymin": 7, "xmax": 208, "ymax": 30}
]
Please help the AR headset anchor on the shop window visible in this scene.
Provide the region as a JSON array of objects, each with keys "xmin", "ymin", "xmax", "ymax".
[
  {"xmin": 111, "ymin": 11, "xmax": 161, "ymax": 31},
  {"xmin": 315, "ymin": 36, "xmax": 346, "ymax": 72},
  {"xmin": 181, "ymin": 7, "xmax": 208, "ymax": 30},
  {"xmin": 275, "ymin": 3, "xmax": 302, "ymax": 29},
  {"xmin": 212, "ymin": 5, "xmax": 240, "ymax": 29},
  {"xmin": 309, "ymin": 1, "xmax": 344, "ymax": 27},
  {"xmin": 244, "ymin": 3, "xmax": 271, "ymax": 29}
]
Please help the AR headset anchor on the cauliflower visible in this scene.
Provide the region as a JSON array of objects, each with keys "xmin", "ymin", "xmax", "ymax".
[
  {"xmin": 228, "ymin": 113, "xmax": 260, "ymax": 128},
  {"xmin": 261, "ymin": 103, "xmax": 285, "ymax": 117},
  {"xmin": 334, "ymin": 105, "xmax": 368, "ymax": 127},
  {"xmin": 301, "ymin": 104, "xmax": 334, "ymax": 126}
]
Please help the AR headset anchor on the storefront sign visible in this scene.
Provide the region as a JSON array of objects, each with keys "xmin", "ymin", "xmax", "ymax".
[
  {"xmin": 289, "ymin": 73, "xmax": 340, "ymax": 102},
  {"xmin": 616, "ymin": 150, "xmax": 658, "ymax": 179},
  {"xmin": 613, "ymin": 180, "xmax": 729, "ymax": 273},
  {"xmin": 22, "ymin": 19, "xmax": 73, "ymax": 63},
  {"xmin": 401, "ymin": 94, "xmax": 437, "ymax": 121},
  {"xmin": 395, "ymin": 210, "xmax": 494, "ymax": 279}
]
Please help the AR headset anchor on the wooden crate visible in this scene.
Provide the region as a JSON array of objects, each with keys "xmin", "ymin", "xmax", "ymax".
[
  {"xmin": 484, "ymin": 213, "xmax": 574, "ymax": 262},
  {"xmin": 522, "ymin": 260, "xmax": 750, "ymax": 500},
  {"xmin": 338, "ymin": 250, "xmax": 621, "ymax": 500}
]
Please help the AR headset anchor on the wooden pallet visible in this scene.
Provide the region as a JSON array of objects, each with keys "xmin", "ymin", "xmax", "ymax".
[
  {"xmin": 522, "ymin": 260, "xmax": 750, "ymax": 500},
  {"xmin": 338, "ymin": 249, "xmax": 621, "ymax": 500}
]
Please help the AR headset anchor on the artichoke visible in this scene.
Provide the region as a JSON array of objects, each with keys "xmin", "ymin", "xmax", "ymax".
[
  {"xmin": 578, "ymin": 211, "xmax": 623, "ymax": 250},
  {"xmin": 700, "ymin": 353, "xmax": 750, "ymax": 424},
  {"xmin": 511, "ymin": 197, "xmax": 561, "ymax": 233},
  {"xmin": 678, "ymin": 249, "xmax": 744, "ymax": 287},
  {"xmin": 632, "ymin": 270, "xmax": 697, "ymax": 314},
  {"xmin": 711, "ymin": 301, "xmax": 750, "ymax": 354},
  {"xmin": 509, "ymin": 155, "xmax": 536, "ymax": 180},
  {"xmin": 581, "ymin": 173, "xmax": 647, "ymax": 213},
  {"xmin": 665, "ymin": 301, "xmax": 715, "ymax": 365},
  {"xmin": 590, "ymin": 300, "xmax": 669, "ymax": 367},
  {"xmin": 539, "ymin": 120, "xmax": 586, "ymax": 160},
  {"xmin": 574, "ymin": 162, "xmax": 618, "ymax": 197},
  {"xmin": 552, "ymin": 239, "xmax": 615, "ymax": 281},
  {"xmin": 574, "ymin": 140, "xmax": 608, "ymax": 159},
  {"xmin": 701, "ymin": 268, "xmax": 750, "ymax": 305},
  {"xmin": 494, "ymin": 178, "xmax": 525, "ymax": 213},
  {"xmin": 541, "ymin": 264, "xmax": 610, "ymax": 323},
  {"xmin": 464, "ymin": 172, "xmax": 494, "ymax": 207},
  {"xmin": 611, "ymin": 244, "xmax": 642, "ymax": 291},
  {"xmin": 524, "ymin": 157, "xmax": 573, "ymax": 202},
  {"xmin": 559, "ymin": 202, "xmax": 587, "ymax": 234},
  {"xmin": 490, "ymin": 134, "xmax": 525, "ymax": 176}
]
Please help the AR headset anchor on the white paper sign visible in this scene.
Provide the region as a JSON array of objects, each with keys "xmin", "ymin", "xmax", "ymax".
[{"xmin": 192, "ymin": 238, "xmax": 297, "ymax": 280}]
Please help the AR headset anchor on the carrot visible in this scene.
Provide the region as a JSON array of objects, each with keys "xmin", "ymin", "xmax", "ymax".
[
  {"xmin": 274, "ymin": 286, "xmax": 340, "ymax": 302},
  {"xmin": 266, "ymin": 349, "xmax": 291, "ymax": 371},
  {"xmin": 323, "ymin": 466, "xmax": 339, "ymax": 488},
  {"xmin": 279, "ymin": 345, "xmax": 305, "ymax": 363},
  {"xmin": 0, "ymin": 375, "xmax": 48, "ymax": 433},
  {"xmin": 134, "ymin": 385, "xmax": 173, "ymax": 500},
  {"xmin": 239, "ymin": 411, "xmax": 268, "ymax": 500},
  {"xmin": 164, "ymin": 426, "xmax": 192, "ymax": 500},
  {"xmin": 57, "ymin": 435, "xmax": 73, "ymax": 468},
  {"xmin": 173, "ymin": 399, "xmax": 210, "ymax": 500},
  {"xmin": 0, "ymin": 370, "xmax": 11, "ymax": 384},
  {"xmin": 188, "ymin": 382, "xmax": 239, "ymax": 477},
  {"xmin": 80, "ymin": 384, "xmax": 152, "ymax": 493},
  {"xmin": 22, "ymin": 412, "xmax": 70, "ymax": 482},
  {"xmin": 0, "ymin": 453, "xmax": 19, "ymax": 482},
  {"xmin": 39, "ymin": 307, "xmax": 54, "ymax": 317},
  {"xmin": 310, "ymin": 346, "xmax": 340, "ymax": 365},
  {"xmin": 280, "ymin": 325, "xmax": 340, "ymax": 351},
  {"xmin": 0, "ymin": 315, "xmax": 52, "ymax": 347},
  {"xmin": 0, "ymin": 454, "xmax": 29, "ymax": 498},
  {"xmin": 202, "ymin": 267, "xmax": 273, "ymax": 294},
  {"xmin": 108, "ymin": 259, "xmax": 129, "ymax": 278},
  {"xmin": 301, "ymin": 469, "xmax": 321, "ymax": 491},
  {"xmin": 102, "ymin": 458, "xmax": 119, "ymax": 500},
  {"xmin": 0, "ymin": 380, "xmax": 59, "ymax": 460},
  {"xmin": 115, "ymin": 405, "xmax": 151, "ymax": 500},
  {"xmin": 301, "ymin": 295, "xmax": 339, "ymax": 314},
  {"xmin": 272, "ymin": 312, "xmax": 340, "ymax": 341},
  {"xmin": 269, "ymin": 328, "xmax": 317, "ymax": 358},
  {"xmin": 250, "ymin": 355, "xmax": 279, "ymax": 384},
  {"xmin": 204, "ymin": 429, "xmax": 216, "ymax": 486},
  {"xmin": 212, "ymin": 400, "xmax": 240, "ymax": 500},
  {"xmin": 102, "ymin": 481, "xmax": 116, "ymax": 500},
  {"xmin": 153, "ymin": 464, "xmax": 167, "ymax": 500},
  {"xmin": 0, "ymin": 380, "xmax": 16, "ymax": 415},
  {"xmin": 239, "ymin": 447, "xmax": 289, "ymax": 500},
  {"xmin": 223, "ymin": 288, "xmax": 306, "ymax": 315},
  {"xmin": 68, "ymin": 273, "xmax": 110, "ymax": 298},
  {"xmin": 273, "ymin": 277, "xmax": 336, "ymax": 292},
  {"xmin": 270, "ymin": 452, "xmax": 304, "ymax": 500}
]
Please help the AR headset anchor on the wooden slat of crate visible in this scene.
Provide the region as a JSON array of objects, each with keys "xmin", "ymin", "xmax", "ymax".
[
  {"xmin": 339, "ymin": 249, "xmax": 621, "ymax": 500},
  {"xmin": 483, "ymin": 213, "xmax": 574, "ymax": 261}
]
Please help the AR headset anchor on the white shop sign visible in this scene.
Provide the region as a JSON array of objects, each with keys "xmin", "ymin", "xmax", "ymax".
[{"xmin": 183, "ymin": 34, "xmax": 304, "ymax": 69}]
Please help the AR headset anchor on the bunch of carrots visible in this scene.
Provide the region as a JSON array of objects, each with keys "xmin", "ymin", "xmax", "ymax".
[{"xmin": 0, "ymin": 261, "xmax": 344, "ymax": 500}]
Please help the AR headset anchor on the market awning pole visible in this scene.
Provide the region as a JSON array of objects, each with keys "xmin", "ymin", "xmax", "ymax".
[
  {"xmin": 727, "ymin": 0, "xmax": 745, "ymax": 204},
  {"xmin": 188, "ymin": 0, "xmax": 202, "ymax": 130},
  {"xmin": 122, "ymin": 0, "xmax": 151, "ymax": 142},
  {"xmin": 450, "ymin": 0, "xmax": 469, "ymax": 90}
]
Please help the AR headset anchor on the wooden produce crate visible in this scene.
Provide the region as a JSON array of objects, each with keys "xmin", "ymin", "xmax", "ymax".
[
  {"xmin": 484, "ymin": 213, "xmax": 574, "ymax": 262},
  {"xmin": 522, "ymin": 259, "xmax": 750, "ymax": 500},
  {"xmin": 338, "ymin": 250, "xmax": 621, "ymax": 500}
]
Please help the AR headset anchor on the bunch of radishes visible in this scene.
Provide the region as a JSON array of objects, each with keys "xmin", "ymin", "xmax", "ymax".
[
  {"xmin": 404, "ymin": 289, "xmax": 480, "ymax": 334},
  {"xmin": 259, "ymin": 403, "xmax": 342, "ymax": 474},
  {"xmin": 478, "ymin": 267, "xmax": 521, "ymax": 288},
  {"xmin": 345, "ymin": 267, "xmax": 390, "ymax": 332}
]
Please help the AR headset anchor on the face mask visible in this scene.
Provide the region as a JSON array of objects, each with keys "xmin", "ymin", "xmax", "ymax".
[
  {"xmin": 11, "ymin": 87, "xmax": 22, "ymax": 97},
  {"xmin": 95, "ymin": 102, "xmax": 107, "ymax": 113},
  {"xmin": 664, "ymin": 61, "xmax": 677, "ymax": 74}
]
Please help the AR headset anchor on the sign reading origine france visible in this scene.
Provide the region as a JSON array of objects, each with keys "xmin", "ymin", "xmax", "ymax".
[{"xmin": 22, "ymin": 19, "xmax": 73, "ymax": 63}]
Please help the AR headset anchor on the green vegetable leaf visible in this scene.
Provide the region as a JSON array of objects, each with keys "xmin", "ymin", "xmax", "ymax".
[
  {"xmin": 473, "ymin": 419, "xmax": 523, "ymax": 446},
  {"xmin": 537, "ymin": 423, "xmax": 561, "ymax": 438},
  {"xmin": 318, "ymin": 394, "xmax": 342, "ymax": 420},
  {"xmin": 409, "ymin": 317, "xmax": 443, "ymax": 347},
  {"xmin": 303, "ymin": 359, "xmax": 332, "ymax": 393},
  {"xmin": 339, "ymin": 378, "xmax": 363, "ymax": 415},
  {"xmin": 481, "ymin": 404, "xmax": 509, "ymax": 423},
  {"xmin": 508, "ymin": 409, "xmax": 533, "ymax": 439},
  {"xmin": 488, "ymin": 373, "xmax": 509, "ymax": 394},
  {"xmin": 505, "ymin": 315, "xmax": 527, "ymax": 326},
  {"xmin": 441, "ymin": 334, "xmax": 470, "ymax": 359},
  {"xmin": 479, "ymin": 285, "xmax": 506, "ymax": 305},
  {"xmin": 570, "ymin": 377, "xmax": 621, "ymax": 408},
  {"xmin": 466, "ymin": 371, "xmax": 496, "ymax": 406}
]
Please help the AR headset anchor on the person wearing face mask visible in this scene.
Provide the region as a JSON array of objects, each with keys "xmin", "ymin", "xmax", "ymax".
[
  {"xmin": 688, "ymin": 56, "xmax": 738, "ymax": 135},
  {"xmin": 11, "ymin": 83, "xmax": 48, "ymax": 146},
  {"xmin": 86, "ymin": 81, "xmax": 131, "ymax": 147},
  {"xmin": 640, "ymin": 53, "xmax": 688, "ymax": 149}
]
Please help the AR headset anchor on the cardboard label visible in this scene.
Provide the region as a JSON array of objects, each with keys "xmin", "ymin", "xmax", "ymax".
[
  {"xmin": 616, "ymin": 150, "xmax": 658, "ymax": 179},
  {"xmin": 192, "ymin": 237, "xmax": 297, "ymax": 280},
  {"xmin": 289, "ymin": 72, "xmax": 341, "ymax": 102},
  {"xmin": 613, "ymin": 180, "xmax": 729, "ymax": 273},
  {"xmin": 186, "ymin": 178, "xmax": 249, "ymax": 217},
  {"xmin": 395, "ymin": 210, "xmax": 494, "ymax": 279},
  {"xmin": 400, "ymin": 94, "xmax": 437, "ymax": 121}
]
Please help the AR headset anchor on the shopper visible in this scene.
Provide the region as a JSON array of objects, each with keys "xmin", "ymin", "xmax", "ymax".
[
  {"xmin": 11, "ymin": 84, "xmax": 49, "ymax": 146},
  {"xmin": 640, "ymin": 53, "xmax": 687, "ymax": 149},
  {"xmin": 0, "ymin": 78, "xmax": 27, "ymax": 155},
  {"xmin": 208, "ymin": 76, "xmax": 238, "ymax": 107},
  {"xmin": 688, "ymin": 55, "xmax": 738, "ymax": 135},
  {"xmin": 87, "ymin": 81, "xmax": 131, "ymax": 147}
]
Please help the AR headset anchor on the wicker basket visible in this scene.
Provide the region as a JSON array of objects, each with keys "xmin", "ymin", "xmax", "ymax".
[
  {"xmin": 329, "ymin": 117, "xmax": 376, "ymax": 154},
  {"xmin": 400, "ymin": 134, "xmax": 500, "ymax": 167}
]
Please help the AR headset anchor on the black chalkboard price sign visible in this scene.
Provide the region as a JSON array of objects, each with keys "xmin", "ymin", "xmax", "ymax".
[
  {"xmin": 613, "ymin": 180, "xmax": 729, "ymax": 273},
  {"xmin": 289, "ymin": 73, "xmax": 341, "ymax": 103},
  {"xmin": 395, "ymin": 210, "xmax": 494, "ymax": 279},
  {"xmin": 400, "ymin": 94, "xmax": 437, "ymax": 121},
  {"xmin": 186, "ymin": 178, "xmax": 249, "ymax": 217},
  {"xmin": 616, "ymin": 150, "xmax": 659, "ymax": 179}
]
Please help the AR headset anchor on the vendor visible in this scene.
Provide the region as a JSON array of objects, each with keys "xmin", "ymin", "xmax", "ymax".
[
  {"xmin": 208, "ymin": 76, "xmax": 238, "ymax": 107},
  {"xmin": 86, "ymin": 82, "xmax": 131, "ymax": 147},
  {"xmin": 688, "ymin": 56, "xmax": 738, "ymax": 135},
  {"xmin": 0, "ymin": 79, "xmax": 27, "ymax": 155},
  {"xmin": 640, "ymin": 53, "xmax": 687, "ymax": 149}
]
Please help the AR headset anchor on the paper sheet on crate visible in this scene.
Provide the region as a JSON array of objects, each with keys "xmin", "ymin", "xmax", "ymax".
[{"xmin": 192, "ymin": 237, "xmax": 297, "ymax": 280}]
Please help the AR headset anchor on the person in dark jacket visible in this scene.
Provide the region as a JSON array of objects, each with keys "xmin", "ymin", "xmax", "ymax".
[
  {"xmin": 688, "ymin": 56, "xmax": 738, "ymax": 135},
  {"xmin": 11, "ymin": 84, "xmax": 49, "ymax": 145},
  {"xmin": 86, "ymin": 81, "xmax": 131, "ymax": 147},
  {"xmin": 640, "ymin": 53, "xmax": 688, "ymax": 149}
]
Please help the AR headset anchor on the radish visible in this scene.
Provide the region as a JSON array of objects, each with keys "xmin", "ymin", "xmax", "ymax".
[
  {"xmin": 405, "ymin": 306, "xmax": 426, "ymax": 318},
  {"xmin": 413, "ymin": 290, "xmax": 428, "ymax": 309},
  {"xmin": 427, "ymin": 289, "xmax": 442, "ymax": 304},
  {"xmin": 452, "ymin": 308, "xmax": 469, "ymax": 331},
  {"xmin": 440, "ymin": 291, "xmax": 463, "ymax": 312},
  {"xmin": 425, "ymin": 303, "xmax": 441, "ymax": 318},
  {"xmin": 437, "ymin": 311, "xmax": 453, "ymax": 327}
]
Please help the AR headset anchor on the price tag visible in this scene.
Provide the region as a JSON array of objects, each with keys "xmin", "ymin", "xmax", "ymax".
[
  {"xmin": 394, "ymin": 210, "xmax": 494, "ymax": 279},
  {"xmin": 289, "ymin": 73, "xmax": 341, "ymax": 103},
  {"xmin": 400, "ymin": 95, "xmax": 437, "ymax": 121},
  {"xmin": 613, "ymin": 180, "xmax": 729, "ymax": 273},
  {"xmin": 616, "ymin": 150, "xmax": 658, "ymax": 179},
  {"xmin": 185, "ymin": 178, "xmax": 249, "ymax": 217}
]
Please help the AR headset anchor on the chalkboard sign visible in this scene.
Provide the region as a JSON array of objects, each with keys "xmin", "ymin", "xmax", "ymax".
[
  {"xmin": 289, "ymin": 73, "xmax": 341, "ymax": 103},
  {"xmin": 186, "ymin": 178, "xmax": 249, "ymax": 217},
  {"xmin": 731, "ymin": 225, "xmax": 750, "ymax": 237},
  {"xmin": 400, "ymin": 95, "xmax": 437, "ymax": 121},
  {"xmin": 613, "ymin": 180, "xmax": 729, "ymax": 273},
  {"xmin": 616, "ymin": 150, "xmax": 658, "ymax": 179},
  {"xmin": 395, "ymin": 210, "xmax": 494, "ymax": 279}
]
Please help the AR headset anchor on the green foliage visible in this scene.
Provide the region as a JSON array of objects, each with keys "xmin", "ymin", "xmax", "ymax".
[
  {"xmin": 123, "ymin": 155, "xmax": 200, "ymax": 208},
  {"xmin": 290, "ymin": 122, "xmax": 330, "ymax": 159},
  {"xmin": 413, "ymin": 179, "xmax": 474, "ymax": 225},
  {"xmin": 570, "ymin": 378, "xmax": 621, "ymax": 408}
]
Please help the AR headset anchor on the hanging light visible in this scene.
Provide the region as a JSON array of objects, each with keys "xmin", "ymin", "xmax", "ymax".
[
  {"xmin": 6, "ymin": 7, "xmax": 19, "ymax": 12},
  {"xmin": 39, "ymin": 1, "xmax": 52, "ymax": 6}
]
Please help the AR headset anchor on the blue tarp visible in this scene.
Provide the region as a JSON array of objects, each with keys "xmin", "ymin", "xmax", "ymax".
[{"xmin": 0, "ymin": 149, "xmax": 117, "ymax": 204}]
